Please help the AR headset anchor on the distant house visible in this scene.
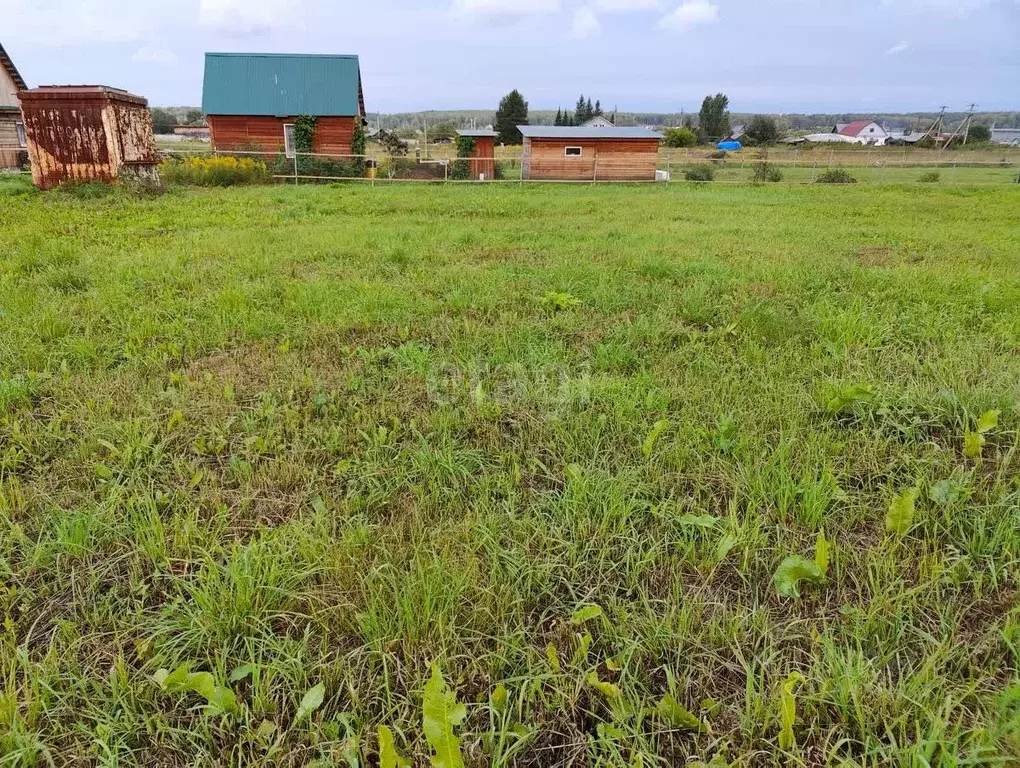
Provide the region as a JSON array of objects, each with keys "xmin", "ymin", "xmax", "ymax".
[
  {"xmin": 833, "ymin": 120, "xmax": 889, "ymax": 146},
  {"xmin": 518, "ymin": 125, "xmax": 663, "ymax": 181},
  {"xmin": 991, "ymin": 127, "xmax": 1020, "ymax": 146},
  {"xmin": 725, "ymin": 124, "xmax": 745, "ymax": 142},
  {"xmin": 173, "ymin": 124, "xmax": 210, "ymax": 140},
  {"xmin": 0, "ymin": 42, "xmax": 27, "ymax": 168},
  {"xmin": 580, "ymin": 115, "xmax": 614, "ymax": 128},
  {"xmin": 202, "ymin": 53, "xmax": 365, "ymax": 157}
]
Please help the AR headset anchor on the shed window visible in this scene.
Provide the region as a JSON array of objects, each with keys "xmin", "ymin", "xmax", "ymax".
[
  {"xmin": 283, "ymin": 124, "xmax": 296, "ymax": 158},
  {"xmin": 16, "ymin": 122, "xmax": 26, "ymax": 148},
  {"xmin": 564, "ymin": 146, "xmax": 582, "ymax": 156}
]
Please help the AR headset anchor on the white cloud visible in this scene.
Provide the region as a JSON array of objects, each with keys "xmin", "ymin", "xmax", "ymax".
[
  {"xmin": 198, "ymin": 0, "xmax": 304, "ymax": 36},
  {"xmin": 882, "ymin": 0, "xmax": 990, "ymax": 17},
  {"xmin": 453, "ymin": 0, "xmax": 561, "ymax": 23},
  {"xmin": 0, "ymin": 0, "xmax": 156, "ymax": 45},
  {"xmin": 886, "ymin": 40, "xmax": 909, "ymax": 55},
  {"xmin": 592, "ymin": 0, "xmax": 665, "ymax": 11},
  {"xmin": 572, "ymin": 6, "xmax": 602, "ymax": 37},
  {"xmin": 657, "ymin": 0, "xmax": 719, "ymax": 32},
  {"xmin": 133, "ymin": 44, "xmax": 179, "ymax": 66}
]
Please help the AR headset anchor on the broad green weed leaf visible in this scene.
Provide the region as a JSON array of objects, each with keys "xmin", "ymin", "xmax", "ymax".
[
  {"xmin": 229, "ymin": 664, "xmax": 255, "ymax": 683},
  {"xmin": 677, "ymin": 514, "xmax": 720, "ymax": 529},
  {"xmin": 642, "ymin": 419, "xmax": 669, "ymax": 461},
  {"xmin": 546, "ymin": 643, "xmax": 562, "ymax": 671},
  {"xmin": 255, "ymin": 719, "xmax": 277, "ymax": 744},
  {"xmin": 929, "ymin": 477, "xmax": 964, "ymax": 506},
  {"xmin": 885, "ymin": 488, "xmax": 918, "ymax": 535},
  {"xmin": 977, "ymin": 409, "xmax": 1000, "ymax": 433},
  {"xmin": 571, "ymin": 604, "xmax": 604, "ymax": 624},
  {"xmin": 963, "ymin": 430, "xmax": 985, "ymax": 459},
  {"xmin": 570, "ymin": 632, "xmax": 592, "ymax": 668},
  {"xmin": 657, "ymin": 695, "xmax": 702, "ymax": 730},
  {"xmin": 564, "ymin": 463, "xmax": 584, "ymax": 486},
  {"xmin": 773, "ymin": 556, "xmax": 824, "ymax": 599},
  {"xmin": 422, "ymin": 664, "xmax": 466, "ymax": 768},
  {"xmin": 156, "ymin": 663, "xmax": 192, "ymax": 692},
  {"xmin": 814, "ymin": 531, "xmax": 831, "ymax": 575},
  {"xmin": 586, "ymin": 672, "xmax": 622, "ymax": 699},
  {"xmin": 714, "ymin": 533, "xmax": 738, "ymax": 563},
  {"xmin": 605, "ymin": 657, "xmax": 621, "ymax": 672},
  {"xmin": 378, "ymin": 725, "xmax": 410, "ymax": 768},
  {"xmin": 778, "ymin": 671, "xmax": 805, "ymax": 751},
  {"xmin": 824, "ymin": 384, "xmax": 876, "ymax": 417},
  {"xmin": 205, "ymin": 684, "xmax": 240, "ymax": 717},
  {"xmin": 296, "ymin": 682, "xmax": 325, "ymax": 722},
  {"xmin": 490, "ymin": 684, "xmax": 508, "ymax": 714}
]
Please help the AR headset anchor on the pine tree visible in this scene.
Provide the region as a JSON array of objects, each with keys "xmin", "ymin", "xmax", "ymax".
[
  {"xmin": 574, "ymin": 95, "xmax": 587, "ymax": 126},
  {"xmin": 494, "ymin": 89, "xmax": 529, "ymax": 145},
  {"xmin": 555, "ymin": 108, "xmax": 563, "ymax": 126},
  {"xmin": 594, "ymin": 100, "xmax": 602, "ymax": 117},
  {"xmin": 586, "ymin": 98, "xmax": 594, "ymax": 121}
]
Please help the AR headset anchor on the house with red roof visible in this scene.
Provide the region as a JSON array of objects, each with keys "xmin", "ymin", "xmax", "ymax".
[{"xmin": 832, "ymin": 120, "xmax": 889, "ymax": 146}]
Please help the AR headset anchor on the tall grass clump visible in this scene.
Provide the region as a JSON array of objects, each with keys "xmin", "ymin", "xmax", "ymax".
[
  {"xmin": 161, "ymin": 156, "xmax": 270, "ymax": 186},
  {"xmin": 685, "ymin": 163, "xmax": 715, "ymax": 182},
  {"xmin": 815, "ymin": 168, "xmax": 857, "ymax": 184}
]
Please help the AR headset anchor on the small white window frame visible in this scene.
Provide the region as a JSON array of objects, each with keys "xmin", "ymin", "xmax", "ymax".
[
  {"xmin": 16, "ymin": 122, "xmax": 26, "ymax": 148},
  {"xmin": 283, "ymin": 123, "xmax": 296, "ymax": 158},
  {"xmin": 564, "ymin": 146, "xmax": 582, "ymax": 157}
]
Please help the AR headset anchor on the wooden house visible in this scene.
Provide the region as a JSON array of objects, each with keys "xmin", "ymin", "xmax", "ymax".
[
  {"xmin": 518, "ymin": 126, "xmax": 663, "ymax": 181},
  {"xmin": 0, "ymin": 42, "xmax": 27, "ymax": 169},
  {"xmin": 456, "ymin": 129, "xmax": 496, "ymax": 180},
  {"xmin": 202, "ymin": 53, "xmax": 365, "ymax": 157},
  {"xmin": 18, "ymin": 86, "xmax": 160, "ymax": 190}
]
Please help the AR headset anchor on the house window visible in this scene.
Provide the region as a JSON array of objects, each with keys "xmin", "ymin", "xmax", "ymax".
[
  {"xmin": 16, "ymin": 122, "xmax": 26, "ymax": 148},
  {"xmin": 283, "ymin": 124, "xmax": 296, "ymax": 158},
  {"xmin": 564, "ymin": 146, "xmax": 582, "ymax": 156},
  {"xmin": 869, "ymin": 127, "xmax": 875, "ymax": 133}
]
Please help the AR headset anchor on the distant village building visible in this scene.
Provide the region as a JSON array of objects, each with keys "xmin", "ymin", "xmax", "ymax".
[
  {"xmin": 518, "ymin": 125, "xmax": 663, "ymax": 181},
  {"xmin": 202, "ymin": 53, "xmax": 365, "ymax": 157},
  {"xmin": 833, "ymin": 120, "xmax": 889, "ymax": 146},
  {"xmin": 18, "ymin": 86, "xmax": 160, "ymax": 190},
  {"xmin": 991, "ymin": 127, "xmax": 1020, "ymax": 146},
  {"xmin": 580, "ymin": 115, "xmax": 614, "ymax": 128},
  {"xmin": 0, "ymin": 42, "xmax": 27, "ymax": 169},
  {"xmin": 456, "ymin": 129, "xmax": 496, "ymax": 180},
  {"xmin": 172, "ymin": 124, "xmax": 210, "ymax": 139}
]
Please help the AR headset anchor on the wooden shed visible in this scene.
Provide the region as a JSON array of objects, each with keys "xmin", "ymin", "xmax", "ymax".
[
  {"xmin": 518, "ymin": 125, "xmax": 663, "ymax": 181},
  {"xmin": 202, "ymin": 53, "xmax": 365, "ymax": 157},
  {"xmin": 18, "ymin": 86, "xmax": 160, "ymax": 190},
  {"xmin": 456, "ymin": 129, "xmax": 496, "ymax": 180},
  {"xmin": 0, "ymin": 42, "xmax": 28, "ymax": 169}
]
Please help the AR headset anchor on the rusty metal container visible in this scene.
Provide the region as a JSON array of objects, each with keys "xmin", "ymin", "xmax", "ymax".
[{"xmin": 18, "ymin": 85, "xmax": 160, "ymax": 190}]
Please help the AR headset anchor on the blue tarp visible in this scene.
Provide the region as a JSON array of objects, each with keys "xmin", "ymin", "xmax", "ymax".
[{"xmin": 717, "ymin": 140, "xmax": 742, "ymax": 151}]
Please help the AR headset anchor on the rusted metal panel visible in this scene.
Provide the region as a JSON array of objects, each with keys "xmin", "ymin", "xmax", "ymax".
[{"xmin": 18, "ymin": 85, "xmax": 160, "ymax": 190}]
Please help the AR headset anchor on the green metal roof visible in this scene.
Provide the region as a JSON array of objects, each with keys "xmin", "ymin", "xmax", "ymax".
[{"xmin": 202, "ymin": 53, "xmax": 363, "ymax": 117}]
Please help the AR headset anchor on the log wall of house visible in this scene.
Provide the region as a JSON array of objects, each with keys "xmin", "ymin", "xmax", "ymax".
[
  {"xmin": 523, "ymin": 138, "xmax": 660, "ymax": 181},
  {"xmin": 0, "ymin": 112, "xmax": 22, "ymax": 167},
  {"xmin": 208, "ymin": 115, "xmax": 357, "ymax": 155}
]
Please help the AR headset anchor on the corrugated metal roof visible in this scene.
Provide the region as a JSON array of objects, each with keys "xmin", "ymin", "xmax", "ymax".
[
  {"xmin": 517, "ymin": 125, "xmax": 663, "ymax": 140},
  {"xmin": 457, "ymin": 129, "xmax": 497, "ymax": 137},
  {"xmin": 202, "ymin": 53, "xmax": 363, "ymax": 117}
]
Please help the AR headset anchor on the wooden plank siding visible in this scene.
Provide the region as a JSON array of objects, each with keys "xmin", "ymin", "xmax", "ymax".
[
  {"xmin": 208, "ymin": 115, "xmax": 357, "ymax": 156},
  {"xmin": 0, "ymin": 111, "xmax": 23, "ymax": 168},
  {"xmin": 523, "ymin": 137, "xmax": 660, "ymax": 181},
  {"xmin": 468, "ymin": 136, "xmax": 495, "ymax": 179}
]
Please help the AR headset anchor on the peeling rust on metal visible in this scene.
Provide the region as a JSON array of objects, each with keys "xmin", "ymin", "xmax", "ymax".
[{"xmin": 18, "ymin": 85, "xmax": 160, "ymax": 190}]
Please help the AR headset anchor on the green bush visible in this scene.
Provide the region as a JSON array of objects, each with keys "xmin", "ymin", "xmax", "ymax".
[
  {"xmin": 685, "ymin": 163, "xmax": 715, "ymax": 182},
  {"xmin": 450, "ymin": 159, "xmax": 470, "ymax": 181},
  {"xmin": 816, "ymin": 168, "xmax": 857, "ymax": 184},
  {"xmin": 750, "ymin": 161, "xmax": 783, "ymax": 183},
  {"xmin": 918, "ymin": 170, "xmax": 940, "ymax": 183},
  {"xmin": 709, "ymin": 150, "xmax": 728, "ymax": 160},
  {"xmin": 663, "ymin": 127, "xmax": 697, "ymax": 148}
]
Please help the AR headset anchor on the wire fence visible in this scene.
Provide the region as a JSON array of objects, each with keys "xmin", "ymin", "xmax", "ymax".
[{"xmin": 5, "ymin": 143, "xmax": 1020, "ymax": 186}]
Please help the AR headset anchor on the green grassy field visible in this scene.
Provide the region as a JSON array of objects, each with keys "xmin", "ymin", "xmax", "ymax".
[{"xmin": 2, "ymin": 175, "xmax": 1019, "ymax": 766}]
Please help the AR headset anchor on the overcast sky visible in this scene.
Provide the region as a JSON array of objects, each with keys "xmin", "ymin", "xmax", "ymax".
[{"xmin": 2, "ymin": 0, "xmax": 1018, "ymax": 113}]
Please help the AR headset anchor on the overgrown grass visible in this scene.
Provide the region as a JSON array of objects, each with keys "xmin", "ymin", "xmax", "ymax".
[{"xmin": 1, "ymin": 182, "xmax": 1019, "ymax": 765}]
